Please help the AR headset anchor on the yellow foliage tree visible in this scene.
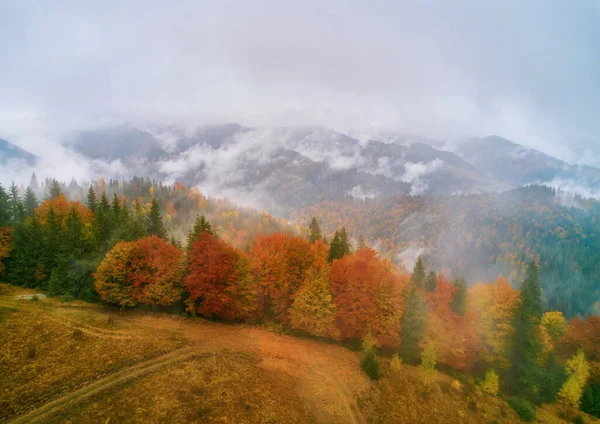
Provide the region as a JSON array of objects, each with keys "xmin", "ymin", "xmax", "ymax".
[
  {"xmin": 557, "ymin": 349, "xmax": 590, "ymax": 416},
  {"xmin": 480, "ymin": 369, "xmax": 499, "ymax": 396},
  {"xmin": 541, "ymin": 311, "xmax": 568, "ymax": 342},
  {"xmin": 390, "ymin": 353, "xmax": 403, "ymax": 371}
]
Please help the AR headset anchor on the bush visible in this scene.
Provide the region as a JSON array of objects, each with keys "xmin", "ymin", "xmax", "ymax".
[
  {"xmin": 390, "ymin": 353, "xmax": 402, "ymax": 371},
  {"xmin": 59, "ymin": 294, "xmax": 74, "ymax": 303},
  {"xmin": 480, "ymin": 369, "xmax": 500, "ymax": 396},
  {"xmin": 30, "ymin": 294, "xmax": 39, "ymax": 302},
  {"xmin": 573, "ymin": 414, "xmax": 584, "ymax": 424},
  {"xmin": 507, "ymin": 397, "xmax": 536, "ymax": 422},
  {"xmin": 361, "ymin": 350, "xmax": 381, "ymax": 381}
]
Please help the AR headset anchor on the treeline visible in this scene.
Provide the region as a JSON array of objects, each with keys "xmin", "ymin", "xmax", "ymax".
[
  {"xmin": 1, "ymin": 180, "xmax": 600, "ymax": 418},
  {"xmin": 295, "ymin": 185, "xmax": 600, "ymax": 318}
]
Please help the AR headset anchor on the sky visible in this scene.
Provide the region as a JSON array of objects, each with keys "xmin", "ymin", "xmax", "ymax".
[{"xmin": 0, "ymin": 0, "xmax": 599, "ymax": 160}]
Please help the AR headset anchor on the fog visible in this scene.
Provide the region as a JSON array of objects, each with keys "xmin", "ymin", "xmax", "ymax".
[{"xmin": 1, "ymin": 0, "xmax": 598, "ymax": 163}]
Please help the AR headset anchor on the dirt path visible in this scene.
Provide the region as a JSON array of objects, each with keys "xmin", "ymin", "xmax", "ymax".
[
  {"xmin": 10, "ymin": 313, "xmax": 368, "ymax": 424},
  {"xmin": 9, "ymin": 345, "xmax": 207, "ymax": 424}
]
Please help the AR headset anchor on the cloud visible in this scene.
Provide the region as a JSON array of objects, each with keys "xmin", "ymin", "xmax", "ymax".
[
  {"xmin": 0, "ymin": 0, "xmax": 598, "ymax": 163},
  {"xmin": 401, "ymin": 159, "xmax": 444, "ymax": 195}
]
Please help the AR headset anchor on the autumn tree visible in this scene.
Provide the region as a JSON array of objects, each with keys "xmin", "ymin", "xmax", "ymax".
[
  {"xmin": 128, "ymin": 236, "xmax": 185, "ymax": 307},
  {"xmin": 0, "ymin": 227, "xmax": 12, "ymax": 274},
  {"xmin": 0, "ymin": 184, "xmax": 10, "ymax": 226},
  {"xmin": 541, "ymin": 311, "xmax": 567, "ymax": 342},
  {"xmin": 289, "ymin": 240, "xmax": 337, "ymax": 338},
  {"xmin": 94, "ymin": 241, "xmax": 138, "ymax": 308},
  {"xmin": 557, "ymin": 350, "xmax": 590, "ymax": 416},
  {"xmin": 186, "ymin": 232, "xmax": 258, "ymax": 320},
  {"xmin": 331, "ymin": 247, "xmax": 407, "ymax": 348}
]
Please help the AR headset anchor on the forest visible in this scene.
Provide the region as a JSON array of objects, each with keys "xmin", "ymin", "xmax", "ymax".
[
  {"xmin": 1, "ymin": 176, "xmax": 600, "ymax": 421},
  {"xmin": 295, "ymin": 185, "xmax": 600, "ymax": 318}
]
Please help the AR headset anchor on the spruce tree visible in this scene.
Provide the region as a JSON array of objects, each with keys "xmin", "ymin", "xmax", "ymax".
[
  {"xmin": 451, "ymin": 277, "xmax": 467, "ymax": 316},
  {"xmin": 308, "ymin": 217, "xmax": 323, "ymax": 243},
  {"xmin": 425, "ymin": 270, "xmax": 437, "ymax": 292},
  {"xmin": 48, "ymin": 179, "xmax": 62, "ymax": 199},
  {"xmin": 94, "ymin": 193, "xmax": 112, "ymax": 246},
  {"xmin": 328, "ymin": 231, "xmax": 343, "ymax": 263},
  {"xmin": 0, "ymin": 183, "xmax": 10, "ymax": 226},
  {"xmin": 411, "ymin": 256, "xmax": 426, "ymax": 288},
  {"xmin": 186, "ymin": 214, "xmax": 213, "ymax": 250},
  {"xmin": 111, "ymin": 193, "xmax": 122, "ymax": 222},
  {"xmin": 24, "ymin": 186, "xmax": 38, "ymax": 217},
  {"xmin": 98, "ymin": 192, "xmax": 110, "ymax": 211},
  {"xmin": 399, "ymin": 286, "xmax": 428, "ymax": 362},
  {"xmin": 9, "ymin": 215, "xmax": 44, "ymax": 287},
  {"xmin": 9, "ymin": 181, "xmax": 24, "ymax": 223},
  {"xmin": 86, "ymin": 186, "xmax": 97, "ymax": 213},
  {"xmin": 147, "ymin": 198, "xmax": 167, "ymax": 239},
  {"xmin": 508, "ymin": 262, "xmax": 545, "ymax": 402},
  {"xmin": 339, "ymin": 227, "xmax": 352, "ymax": 256}
]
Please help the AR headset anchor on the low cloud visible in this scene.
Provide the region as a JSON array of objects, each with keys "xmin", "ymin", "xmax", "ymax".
[{"xmin": 400, "ymin": 159, "xmax": 444, "ymax": 195}]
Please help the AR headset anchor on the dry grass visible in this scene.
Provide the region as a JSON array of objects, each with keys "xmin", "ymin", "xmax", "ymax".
[{"xmin": 0, "ymin": 284, "xmax": 188, "ymax": 422}]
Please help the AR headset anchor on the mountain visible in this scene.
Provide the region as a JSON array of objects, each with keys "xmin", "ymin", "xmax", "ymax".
[
  {"xmin": 456, "ymin": 135, "xmax": 600, "ymax": 189},
  {"xmin": 65, "ymin": 125, "xmax": 507, "ymax": 213},
  {"xmin": 0, "ymin": 138, "xmax": 36, "ymax": 165}
]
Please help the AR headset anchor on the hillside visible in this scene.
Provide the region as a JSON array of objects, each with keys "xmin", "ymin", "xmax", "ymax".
[
  {"xmin": 2, "ymin": 284, "xmax": 596, "ymax": 424},
  {"xmin": 0, "ymin": 139, "xmax": 36, "ymax": 165},
  {"xmin": 295, "ymin": 185, "xmax": 600, "ymax": 318}
]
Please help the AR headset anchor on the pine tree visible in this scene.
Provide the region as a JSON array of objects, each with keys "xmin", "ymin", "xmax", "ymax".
[
  {"xmin": 399, "ymin": 286, "xmax": 428, "ymax": 362},
  {"xmin": 451, "ymin": 277, "xmax": 467, "ymax": 316},
  {"xmin": 8, "ymin": 215, "xmax": 44, "ymax": 287},
  {"xmin": 146, "ymin": 198, "xmax": 167, "ymax": 239},
  {"xmin": 425, "ymin": 270, "xmax": 437, "ymax": 292},
  {"xmin": 186, "ymin": 214, "xmax": 213, "ymax": 250},
  {"xmin": 508, "ymin": 262, "xmax": 545, "ymax": 402},
  {"xmin": 24, "ymin": 186, "xmax": 38, "ymax": 217},
  {"xmin": 47, "ymin": 179, "xmax": 62, "ymax": 199},
  {"xmin": 111, "ymin": 193, "xmax": 122, "ymax": 222},
  {"xmin": 308, "ymin": 217, "xmax": 322, "ymax": 243},
  {"xmin": 29, "ymin": 173, "xmax": 39, "ymax": 193},
  {"xmin": 86, "ymin": 186, "xmax": 97, "ymax": 213},
  {"xmin": 98, "ymin": 192, "xmax": 110, "ymax": 211},
  {"xmin": 411, "ymin": 256, "xmax": 426, "ymax": 288}
]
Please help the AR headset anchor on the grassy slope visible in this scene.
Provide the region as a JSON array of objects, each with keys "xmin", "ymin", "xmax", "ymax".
[{"xmin": 1, "ymin": 283, "xmax": 598, "ymax": 424}]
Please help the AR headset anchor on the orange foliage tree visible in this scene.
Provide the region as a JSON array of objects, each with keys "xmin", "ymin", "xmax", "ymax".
[
  {"xmin": 562, "ymin": 316, "xmax": 600, "ymax": 360},
  {"xmin": 250, "ymin": 233, "xmax": 321, "ymax": 324},
  {"xmin": 330, "ymin": 247, "xmax": 408, "ymax": 348},
  {"xmin": 129, "ymin": 236, "xmax": 185, "ymax": 307},
  {"xmin": 35, "ymin": 194, "xmax": 93, "ymax": 225},
  {"xmin": 468, "ymin": 276, "xmax": 519, "ymax": 367},
  {"xmin": 186, "ymin": 232, "xmax": 259, "ymax": 320},
  {"xmin": 424, "ymin": 274, "xmax": 480, "ymax": 371},
  {"xmin": 289, "ymin": 240, "xmax": 338, "ymax": 338},
  {"xmin": 94, "ymin": 241, "xmax": 138, "ymax": 308},
  {"xmin": 0, "ymin": 227, "xmax": 12, "ymax": 274}
]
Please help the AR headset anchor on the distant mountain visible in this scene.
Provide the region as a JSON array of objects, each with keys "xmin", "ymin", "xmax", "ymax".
[
  {"xmin": 0, "ymin": 138, "xmax": 36, "ymax": 165},
  {"xmin": 456, "ymin": 135, "xmax": 600, "ymax": 188},
  {"xmin": 66, "ymin": 124, "xmax": 508, "ymax": 213}
]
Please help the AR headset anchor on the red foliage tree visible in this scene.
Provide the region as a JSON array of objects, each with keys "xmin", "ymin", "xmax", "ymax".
[
  {"xmin": 36, "ymin": 194, "xmax": 93, "ymax": 225},
  {"xmin": 186, "ymin": 232, "xmax": 259, "ymax": 320},
  {"xmin": 562, "ymin": 316, "xmax": 600, "ymax": 360},
  {"xmin": 94, "ymin": 241, "xmax": 138, "ymax": 308},
  {"xmin": 330, "ymin": 247, "xmax": 408, "ymax": 348},
  {"xmin": 0, "ymin": 227, "xmax": 12, "ymax": 274}
]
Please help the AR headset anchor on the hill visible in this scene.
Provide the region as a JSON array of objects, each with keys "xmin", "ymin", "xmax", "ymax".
[
  {"xmin": 0, "ymin": 138, "xmax": 36, "ymax": 165},
  {"xmin": 295, "ymin": 185, "xmax": 600, "ymax": 318},
  {"xmin": 2, "ymin": 284, "xmax": 596, "ymax": 424}
]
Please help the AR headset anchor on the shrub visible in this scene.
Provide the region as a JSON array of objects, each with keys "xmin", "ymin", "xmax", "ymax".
[
  {"xmin": 361, "ymin": 349, "xmax": 381, "ymax": 380},
  {"xmin": 59, "ymin": 294, "xmax": 74, "ymax": 303},
  {"xmin": 507, "ymin": 397, "xmax": 536, "ymax": 422},
  {"xmin": 30, "ymin": 294, "xmax": 39, "ymax": 302},
  {"xmin": 390, "ymin": 353, "xmax": 402, "ymax": 371},
  {"xmin": 573, "ymin": 414, "xmax": 584, "ymax": 424},
  {"xmin": 480, "ymin": 369, "xmax": 500, "ymax": 396}
]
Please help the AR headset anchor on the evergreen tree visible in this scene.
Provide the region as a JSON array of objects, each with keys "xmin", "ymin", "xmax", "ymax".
[
  {"xmin": 29, "ymin": 173, "xmax": 39, "ymax": 194},
  {"xmin": 146, "ymin": 198, "xmax": 167, "ymax": 239},
  {"xmin": 339, "ymin": 227, "xmax": 352, "ymax": 256},
  {"xmin": 451, "ymin": 277, "xmax": 467, "ymax": 316},
  {"xmin": 170, "ymin": 235, "xmax": 183, "ymax": 250},
  {"xmin": 308, "ymin": 217, "xmax": 323, "ymax": 243},
  {"xmin": 23, "ymin": 186, "xmax": 38, "ymax": 217},
  {"xmin": 425, "ymin": 270, "xmax": 437, "ymax": 292},
  {"xmin": 94, "ymin": 192, "xmax": 112, "ymax": 246},
  {"xmin": 508, "ymin": 262, "xmax": 545, "ymax": 402},
  {"xmin": 0, "ymin": 183, "xmax": 10, "ymax": 226},
  {"xmin": 328, "ymin": 231, "xmax": 343, "ymax": 263},
  {"xmin": 47, "ymin": 179, "xmax": 62, "ymax": 199},
  {"xmin": 399, "ymin": 286, "xmax": 428, "ymax": 362},
  {"xmin": 8, "ymin": 215, "xmax": 44, "ymax": 287},
  {"xmin": 98, "ymin": 192, "xmax": 110, "ymax": 211},
  {"xmin": 8, "ymin": 181, "xmax": 24, "ymax": 223},
  {"xmin": 186, "ymin": 214, "xmax": 213, "ymax": 250},
  {"xmin": 357, "ymin": 235, "xmax": 367, "ymax": 250},
  {"xmin": 411, "ymin": 256, "xmax": 426, "ymax": 288},
  {"xmin": 111, "ymin": 193, "xmax": 122, "ymax": 222},
  {"xmin": 86, "ymin": 186, "xmax": 97, "ymax": 213},
  {"xmin": 41, "ymin": 207, "xmax": 62, "ymax": 287}
]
